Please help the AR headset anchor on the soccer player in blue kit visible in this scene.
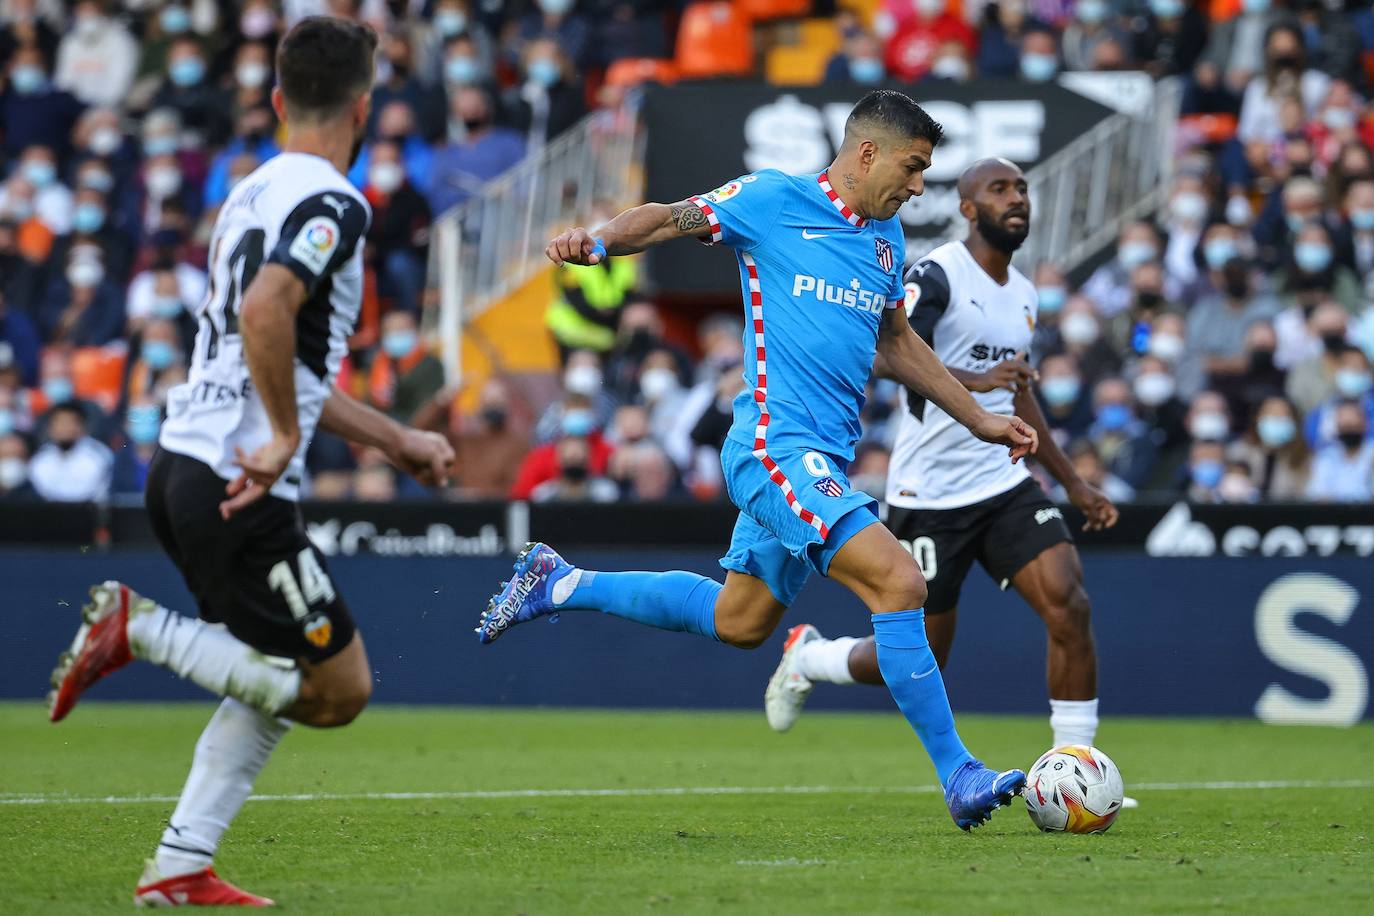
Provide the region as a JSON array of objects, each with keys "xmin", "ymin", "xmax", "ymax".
[{"xmin": 477, "ymin": 91, "xmax": 1039, "ymax": 829}]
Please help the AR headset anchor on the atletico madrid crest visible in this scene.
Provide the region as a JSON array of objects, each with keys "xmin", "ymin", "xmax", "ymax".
[
  {"xmin": 814, "ymin": 477, "xmax": 845, "ymax": 498},
  {"xmin": 875, "ymin": 237, "xmax": 894, "ymax": 273}
]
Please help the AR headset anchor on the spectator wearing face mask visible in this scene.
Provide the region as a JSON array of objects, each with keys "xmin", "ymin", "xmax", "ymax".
[
  {"xmin": 1082, "ymin": 221, "xmax": 1161, "ymax": 318},
  {"xmin": 884, "ymin": 0, "xmax": 976, "ymax": 83},
  {"xmin": 1237, "ymin": 23, "xmax": 1330, "ymax": 147},
  {"xmin": 1183, "ymin": 439, "xmax": 1228, "ymax": 502},
  {"xmin": 604, "ymin": 301, "xmax": 693, "ymax": 404},
  {"xmin": 1218, "ymin": 320, "xmax": 1287, "ymax": 429},
  {"xmin": 1304, "ymin": 346, "xmax": 1374, "ymax": 451},
  {"xmin": 1062, "ymin": 0, "xmax": 1131, "ymax": 74},
  {"xmin": 200, "ymin": 48, "xmax": 280, "ymax": 209},
  {"xmin": 349, "ymin": 101, "xmax": 437, "ymax": 195},
  {"xmin": 440, "ymin": 33, "xmax": 495, "ymax": 99},
  {"xmin": 53, "ymin": 0, "xmax": 137, "ymax": 108},
  {"xmin": 39, "ymin": 245, "xmax": 125, "ymax": 347},
  {"xmin": 502, "ymin": 39, "xmax": 586, "ymax": 150},
  {"xmin": 440, "ymin": 376, "xmax": 534, "ymax": 499},
  {"xmin": 363, "ymin": 139, "xmax": 432, "ymax": 316},
  {"xmin": 1179, "ymin": 256, "xmax": 1280, "ymax": 397},
  {"xmin": 429, "ymin": 86, "xmax": 525, "ymax": 214},
  {"xmin": 976, "ymin": 0, "xmax": 1048, "ymax": 79},
  {"xmin": 1129, "ymin": 0, "xmax": 1207, "ymax": 80},
  {"xmin": 1028, "ymin": 262, "xmax": 1067, "ymax": 362},
  {"xmin": 1332, "ymin": 178, "xmax": 1374, "ymax": 281},
  {"xmin": 530, "ymin": 433, "xmax": 619, "ymax": 503},
  {"xmin": 1229, "ymin": 394, "xmax": 1311, "ymax": 499},
  {"xmin": 514, "ymin": 395, "xmax": 616, "ymax": 500},
  {"xmin": 372, "ymin": 33, "xmax": 446, "ymax": 143},
  {"xmin": 1105, "ymin": 262, "xmax": 1171, "ymax": 361},
  {"xmin": 636, "ymin": 347, "xmax": 688, "ymax": 450},
  {"xmin": 1087, "ymin": 376, "xmax": 1158, "ymax": 488},
  {"xmin": 28, "ymin": 400, "xmax": 113, "ymax": 501},
  {"xmin": 1305, "ymin": 399, "xmax": 1374, "ymax": 501},
  {"xmin": 120, "ymin": 316, "xmax": 184, "ymax": 410},
  {"xmin": 0, "ymin": 144, "xmax": 73, "ymax": 236},
  {"xmin": 110, "ymin": 395, "xmax": 161, "ymax": 496},
  {"xmin": 124, "ymin": 258, "xmax": 206, "ymax": 337},
  {"xmin": 1036, "ymin": 352, "xmax": 1094, "ymax": 441},
  {"xmin": 367, "ymin": 311, "xmax": 446, "ymax": 424},
  {"xmin": 1285, "ymin": 303, "xmax": 1352, "ymax": 415},
  {"xmin": 1051, "ymin": 439, "xmax": 1136, "ymax": 504},
  {"xmin": 1191, "ymin": 0, "xmax": 1280, "ymax": 117},
  {"xmin": 514, "ymin": 0, "xmax": 593, "ymax": 72},
  {"xmin": 610, "ymin": 440, "xmax": 684, "ymax": 502},
  {"xmin": 1291, "ymin": 0, "xmax": 1360, "ymax": 82},
  {"xmin": 1130, "ymin": 353, "xmax": 1188, "ymax": 454},
  {"xmin": 422, "ymin": 1, "xmax": 494, "ymax": 87},
  {"xmin": 149, "ymin": 37, "xmax": 231, "ymax": 147},
  {"xmin": 1274, "ymin": 222, "xmax": 1362, "ymax": 314},
  {"xmin": 824, "ymin": 29, "xmax": 889, "ymax": 85},
  {"xmin": 534, "ymin": 349, "xmax": 620, "ymax": 444},
  {"xmin": 1016, "ymin": 27, "xmax": 1061, "ymax": 84},
  {"xmin": 29, "ymin": 347, "xmax": 105, "ymax": 433},
  {"xmin": 0, "ymin": 432, "xmax": 37, "ymax": 502},
  {"xmin": 1, "ymin": 46, "xmax": 84, "ymax": 162}
]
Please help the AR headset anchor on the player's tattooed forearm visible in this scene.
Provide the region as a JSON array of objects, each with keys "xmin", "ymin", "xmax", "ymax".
[
  {"xmin": 843, "ymin": 173, "xmax": 858, "ymax": 189},
  {"xmin": 671, "ymin": 203, "xmax": 709, "ymax": 233}
]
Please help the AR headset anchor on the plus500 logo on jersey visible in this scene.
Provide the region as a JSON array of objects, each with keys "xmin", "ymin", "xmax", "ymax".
[{"xmin": 791, "ymin": 274, "xmax": 885, "ymax": 314}]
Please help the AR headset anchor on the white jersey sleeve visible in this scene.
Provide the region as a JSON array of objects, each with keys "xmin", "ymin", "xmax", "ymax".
[
  {"xmin": 159, "ymin": 153, "xmax": 371, "ymax": 502},
  {"xmin": 886, "ymin": 241, "xmax": 1038, "ymax": 510}
]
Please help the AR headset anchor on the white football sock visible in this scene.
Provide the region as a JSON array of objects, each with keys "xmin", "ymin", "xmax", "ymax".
[
  {"xmin": 155, "ymin": 698, "xmax": 290, "ymax": 877},
  {"xmin": 127, "ymin": 603, "xmax": 300, "ymax": 716},
  {"xmin": 795, "ymin": 637, "xmax": 860, "ymax": 685},
  {"xmin": 1049, "ymin": 698, "xmax": 1099, "ymax": 747}
]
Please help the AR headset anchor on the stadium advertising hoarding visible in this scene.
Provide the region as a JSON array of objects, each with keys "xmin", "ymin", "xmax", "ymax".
[
  {"xmin": 3, "ymin": 549, "xmax": 1368, "ymax": 722},
  {"xmin": 640, "ymin": 80, "xmax": 1116, "ymax": 295}
]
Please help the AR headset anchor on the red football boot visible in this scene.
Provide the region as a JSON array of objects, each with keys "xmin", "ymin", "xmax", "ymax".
[
  {"xmin": 48, "ymin": 580, "xmax": 138, "ymax": 722},
  {"xmin": 134, "ymin": 860, "xmax": 274, "ymax": 907}
]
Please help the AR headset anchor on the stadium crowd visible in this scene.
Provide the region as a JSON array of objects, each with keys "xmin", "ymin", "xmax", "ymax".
[{"xmin": 1, "ymin": 0, "xmax": 1374, "ymax": 505}]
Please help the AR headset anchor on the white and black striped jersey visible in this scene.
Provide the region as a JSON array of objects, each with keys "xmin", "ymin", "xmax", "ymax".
[
  {"xmin": 887, "ymin": 240, "xmax": 1037, "ymax": 510},
  {"xmin": 159, "ymin": 152, "xmax": 370, "ymax": 502}
]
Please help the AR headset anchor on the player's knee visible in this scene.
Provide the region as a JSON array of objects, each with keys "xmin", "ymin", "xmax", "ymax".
[
  {"xmin": 715, "ymin": 615, "xmax": 775, "ymax": 650},
  {"xmin": 303, "ymin": 679, "xmax": 371, "ymax": 728},
  {"xmin": 1043, "ymin": 585, "xmax": 1092, "ymax": 645},
  {"xmin": 873, "ymin": 557, "xmax": 927, "ymax": 613}
]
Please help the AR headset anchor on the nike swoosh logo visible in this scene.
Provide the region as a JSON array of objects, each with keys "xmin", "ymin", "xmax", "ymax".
[
  {"xmin": 911, "ymin": 665, "xmax": 939, "ymax": 680},
  {"xmin": 801, "ymin": 229, "xmax": 830, "ymax": 240}
]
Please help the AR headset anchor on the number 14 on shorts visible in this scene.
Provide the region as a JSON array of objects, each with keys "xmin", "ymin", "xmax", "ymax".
[{"xmin": 268, "ymin": 548, "xmax": 337, "ymax": 646}]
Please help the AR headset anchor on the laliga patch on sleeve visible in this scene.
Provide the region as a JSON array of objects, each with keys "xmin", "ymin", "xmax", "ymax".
[
  {"xmin": 904, "ymin": 281, "xmax": 920, "ymax": 316},
  {"xmin": 703, "ymin": 180, "xmax": 743, "ymax": 204},
  {"xmin": 288, "ymin": 216, "xmax": 340, "ymax": 275}
]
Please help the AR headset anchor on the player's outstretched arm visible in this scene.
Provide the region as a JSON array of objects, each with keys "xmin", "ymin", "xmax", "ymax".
[
  {"xmin": 1013, "ymin": 382, "xmax": 1118, "ymax": 530},
  {"xmin": 545, "ymin": 199, "xmax": 710, "ymax": 266},
  {"xmin": 877, "ymin": 307, "xmax": 1038, "ymax": 463},
  {"xmin": 319, "ymin": 386, "xmax": 456, "ymax": 487}
]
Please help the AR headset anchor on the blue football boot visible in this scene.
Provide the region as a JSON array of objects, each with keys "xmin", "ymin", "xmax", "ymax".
[
  {"xmin": 476, "ymin": 542, "xmax": 575, "ymax": 645},
  {"xmin": 944, "ymin": 760, "xmax": 1026, "ymax": 830}
]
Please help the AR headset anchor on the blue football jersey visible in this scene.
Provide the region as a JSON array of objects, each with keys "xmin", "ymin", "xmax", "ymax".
[{"xmin": 690, "ymin": 169, "xmax": 905, "ymax": 462}]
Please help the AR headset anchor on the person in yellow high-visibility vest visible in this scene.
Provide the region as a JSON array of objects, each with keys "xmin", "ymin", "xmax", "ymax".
[{"xmin": 544, "ymin": 252, "xmax": 637, "ymax": 361}]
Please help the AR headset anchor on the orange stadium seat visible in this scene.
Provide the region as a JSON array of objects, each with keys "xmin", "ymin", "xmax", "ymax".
[
  {"xmin": 70, "ymin": 345, "xmax": 126, "ymax": 412},
  {"xmin": 675, "ymin": 2, "xmax": 755, "ymax": 79},
  {"xmin": 604, "ymin": 57, "xmax": 679, "ymax": 89},
  {"xmin": 737, "ymin": 0, "xmax": 811, "ymax": 21},
  {"xmin": 765, "ymin": 18, "xmax": 841, "ymax": 85}
]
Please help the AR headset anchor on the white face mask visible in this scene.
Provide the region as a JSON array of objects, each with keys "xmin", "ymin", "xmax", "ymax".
[
  {"xmin": 89, "ymin": 126, "xmax": 122, "ymax": 157},
  {"xmin": 1133, "ymin": 372, "xmax": 1176, "ymax": 406},
  {"xmin": 929, "ymin": 56, "xmax": 969, "ymax": 81},
  {"xmin": 1061, "ymin": 313, "xmax": 1100, "ymax": 345},
  {"xmin": 564, "ymin": 365, "xmax": 602, "ymax": 396},
  {"xmin": 1148, "ymin": 333, "xmax": 1185, "ymax": 363},
  {"xmin": 1225, "ymin": 195, "xmax": 1253, "ymax": 227},
  {"xmin": 1189, "ymin": 411, "xmax": 1230, "ymax": 442},
  {"xmin": 1171, "ymin": 192, "xmax": 1208, "ymax": 225},
  {"xmin": 0, "ymin": 457, "xmax": 26, "ymax": 489},
  {"xmin": 67, "ymin": 260, "xmax": 105, "ymax": 288},
  {"xmin": 146, "ymin": 166, "xmax": 182, "ymax": 199},
  {"xmin": 236, "ymin": 62, "xmax": 270, "ymax": 89},
  {"xmin": 639, "ymin": 367, "xmax": 679, "ymax": 402},
  {"xmin": 369, "ymin": 162, "xmax": 404, "ymax": 194}
]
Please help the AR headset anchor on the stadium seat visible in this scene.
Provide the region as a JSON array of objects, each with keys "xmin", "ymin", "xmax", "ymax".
[
  {"xmin": 675, "ymin": 2, "xmax": 755, "ymax": 79},
  {"xmin": 604, "ymin": 57, "xmax": 679, "ymax": 90},
  {"xmin": 70, "ymin": 346, "xmax": 126, "ymax": 412},
  {"xmin": 1177, "ymin": 113, "xmax": 1239, "ymax": 146},
  {"xmin": 738, "ymin": 0, "xmax": 811, "ymax": 21},
  {"xmin": 765, "ymin": 19, "xmax": 842, "ymax": 86}
]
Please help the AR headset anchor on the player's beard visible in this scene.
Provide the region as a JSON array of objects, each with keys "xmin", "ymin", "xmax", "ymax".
[{"xmin": 976, "ymin": 205, "xmax": 1029, "ymax": 253}]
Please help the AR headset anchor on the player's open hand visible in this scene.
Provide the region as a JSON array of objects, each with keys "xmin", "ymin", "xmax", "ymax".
[
  {"xmin": 220, "ymin": 435, "xmax": 299, "ymax": 520},
  {"xmin": 1067, "ymin": 480, "xmax": 1120, "ymax": 531},
  {"xmin": 970, "ymin": 412, "xmax": 1038, "ymax": 464},
  {"xmin": 975, "ymin": 352, "xmax": 1037, "ymax": 393},
  {"xmin": 546, "ymin": 227, "xmax": 603, "ymax": 266},
  {"xmin": 390, "ymin": 428, "xmax": 456, "ymax": 487}
]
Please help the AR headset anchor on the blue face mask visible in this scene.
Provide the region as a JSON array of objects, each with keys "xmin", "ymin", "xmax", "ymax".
[
  {"xmin": 1192, "ymin": 459, "xmax": 1224, "ymax": 489},
  {"xmin": 152, "ymin": 296, "xmax": 183, "ymax": 319},
  {"xmin": 160, "ymin": 6, "xmax": 190, "ymax": 33},
  {"xmin": 80, "ymin": 169, "xmax": 114, "ymax": 193},
  {"xmin": 561, "ymin": 408, "xmax": 595, "ymax": 437},
  {"xmin": 73, "ymin": 203, "xmax": 106, "ymax": 234},
  {"xmin": 1257, "ymin": 415, "xmax": 1295, "ymax": 448},
  {"xmin": 434, "ymin": 10, "xmax": 467, "ymax": 36},
  {"xmin": 1286, "ymin": 213, "xmax": 1309, "ymax": 235},
  {"xmin": 1096, "ymin": 402, "xmax": 1132, "ymax": 431},
  {"xmin": 127, "ymin": 406, "xmax": 162, "ymax": 444},
  {"xmin": 144, "ymin": 135, "xmax": 179, "ymax": 157},
  {"xmin": 1037, "ymin": 286, "xmax": 1067, "ymax": 314},
  {"xmin": 169, "ymin": 57, "xmax": 205, "ymax": 88},
  {"xmin": 142, "ymin": 340, "xmax": 177, "ymax": 371},
  {"xmin": 1119, "ymin": 240, "xmax": 1156, "ymax": 269},
  {"xmin": 1077, "ymin": 0, "xmax": 1108, "ymax": 23},
  {"xmin": 1294, "ymin": 241, "xmax": 1332, "ymax": 273},
  {"xmin": 1335, "ymin": 369, "xmax": 1373, "ymax": 398},
  {"xmin": 1041, "ymin": 376, "xmax": 1081, "ymax": 407},
  {"xmin": 1149, "ymin": 0, "xmax": 1184, "ymax": 17},
  {"xmin": 526, "ymin": 59, "xmax": 561, "ymax": 88},
  {"xmin": 849, "ymin": 57, "xmax": 885, "ymax": 84},
  {"xmin": 445, "ymin": 56, "xmax": 481, "ymax": 85},
  {"xmin": 0, "ymin": 409, "xmax": 13, "ymax": 436},
  {"xmin": 1242, "ymin": 0, "xmax": 1269, "ymax": 11},
  {"xmin": 10, "ymin": 65, "xmax": 46, "ymax": 95},
  {"xmin": 382, "ymin": 330, "xmax": 417, "ymax": 360},
  {"xmin": 1020, "ymin": 53, "xmax": 1058, "ymax": 83},
  {"xmin": 1350, "ymin": 208, "xmax": 1374, "ymax": 232},
  {"xmin": 1204, "ymin": 238, "xmax": 1239, "ymax": 271},
  {"xmin": 22, "ymin": 160, "xmax": 56, "ymax": 189},
  {"xmin": 43, "ymin": 377, "xmax": 74, "ymax": 405}
]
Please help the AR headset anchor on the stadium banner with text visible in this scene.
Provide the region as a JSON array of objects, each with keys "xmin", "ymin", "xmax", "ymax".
[
  {"xmin": 3, "ymin": 501, "xmax": 1374, "ymax": 557},
  {"xmin": 3, "ymin": 550, "xmax": 1369, "ymax": 722},
  {"xmin": 640, "ymin": 80, "xmax": 1115, "ymax": 295}
]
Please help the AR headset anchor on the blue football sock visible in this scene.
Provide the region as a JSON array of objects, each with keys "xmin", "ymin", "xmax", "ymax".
[
  {"xmin": 563, "ymin": 570, "xmax": 721, "ymax": 642},
  {"xmin": 871, "ymin": 609, "xmax": 975, "ymax": 786}
]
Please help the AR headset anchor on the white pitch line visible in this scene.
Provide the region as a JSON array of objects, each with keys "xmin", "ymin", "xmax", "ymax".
[{"xmin": 0, "ymin": 779, "xmax": 1369, "ymax": 807}]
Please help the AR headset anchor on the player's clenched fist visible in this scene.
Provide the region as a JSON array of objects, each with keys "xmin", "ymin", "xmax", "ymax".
[{"xmin": 545, "ymin": 227, "xmax": 603, "ymax": 266}]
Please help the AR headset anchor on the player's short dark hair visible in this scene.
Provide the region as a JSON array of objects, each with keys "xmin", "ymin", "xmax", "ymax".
[
  {"xmin": 846, "ymin": 90, "xmax": 944, "ymax": 149},
  {"xmin": 276, "ymin": 16, "xmax": 378, "ymax": 122}
]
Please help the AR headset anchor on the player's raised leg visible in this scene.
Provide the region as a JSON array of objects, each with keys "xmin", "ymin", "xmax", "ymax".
[{"xmin": 826, "ymin": 522, "xmax": 1024, "ymax": 829}]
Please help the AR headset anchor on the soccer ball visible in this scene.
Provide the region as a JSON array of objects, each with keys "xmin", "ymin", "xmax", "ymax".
[{"xmin": 1023, "ymin": 745, "xmax": 1124, "ymax": 833}]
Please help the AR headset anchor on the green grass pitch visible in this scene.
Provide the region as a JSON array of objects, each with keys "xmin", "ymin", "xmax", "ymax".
[{"xmin": 2, "ymin": 703, "xmax": 1371, "ymax": 914}]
